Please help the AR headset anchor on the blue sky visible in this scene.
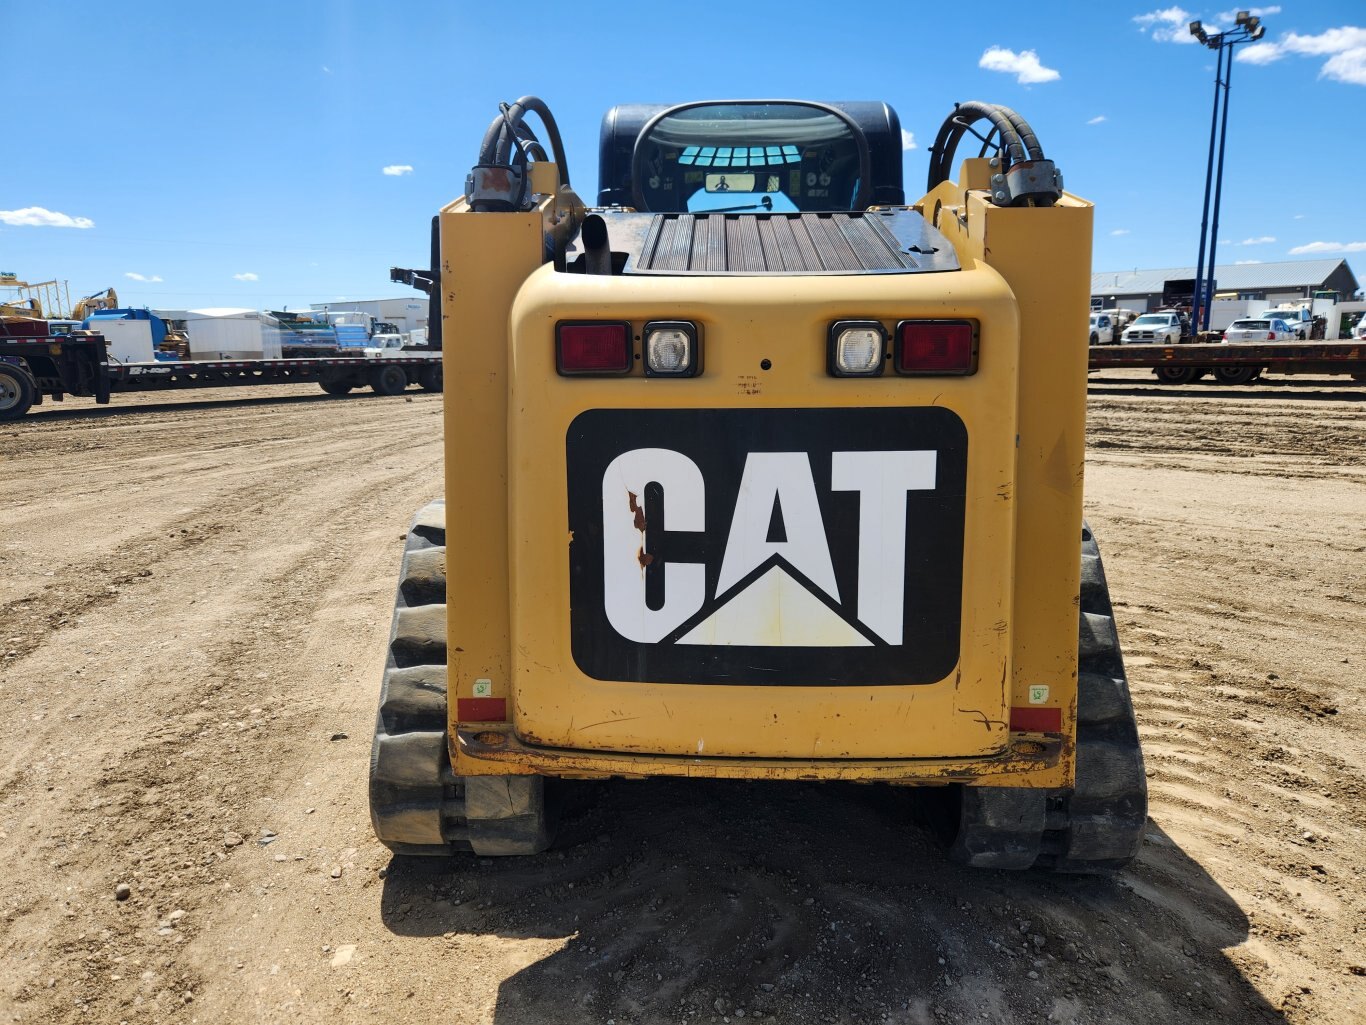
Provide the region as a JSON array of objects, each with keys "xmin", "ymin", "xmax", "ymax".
[{"xmin": 3, "ymin": 1, "xmax": 1363, "ymax": 313}]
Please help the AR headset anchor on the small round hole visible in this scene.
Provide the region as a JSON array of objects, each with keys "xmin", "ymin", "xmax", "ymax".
[{"xmin": 760, "ymin": 358, "xmax": 772, "ymax": 370}]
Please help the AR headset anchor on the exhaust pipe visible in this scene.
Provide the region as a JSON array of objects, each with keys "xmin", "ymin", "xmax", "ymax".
[{"xmin": 582, "ymin": 214, "xmax": 612, "ymax": 276}]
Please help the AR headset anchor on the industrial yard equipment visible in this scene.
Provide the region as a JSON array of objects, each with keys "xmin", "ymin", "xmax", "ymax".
[{"xmin": 368, "ymin": 96, "xmax": 1148, "ymax": 872}]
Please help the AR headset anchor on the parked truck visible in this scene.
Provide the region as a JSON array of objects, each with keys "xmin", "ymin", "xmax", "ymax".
[
  {"xmin": 1088, "ymin": 308, "xmax": 1137, "ymax": 345},
  {"xmin": 1120, "ymin": 310, "xmax": 1188, "ymax": 344}
]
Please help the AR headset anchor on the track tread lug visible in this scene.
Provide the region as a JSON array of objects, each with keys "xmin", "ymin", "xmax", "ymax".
[
  {"xmin": 410, "ymin": 499, "xmax": 446, "ymax": 546},
  {"xmin": 399, "ymin": 547, "xmax": 446, "ymax": 605},
  {"xmin": 391, "ymin": 604, "xmax": 447, "ymax": 667},
  {"xmin": 378, "ymin": 665, "xmax": 448, "ymax": 732}
]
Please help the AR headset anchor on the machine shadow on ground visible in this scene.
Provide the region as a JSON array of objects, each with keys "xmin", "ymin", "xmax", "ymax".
[{"xmin": 379, "ymin": 778, "xmax": 1287, "ymax": 1025}]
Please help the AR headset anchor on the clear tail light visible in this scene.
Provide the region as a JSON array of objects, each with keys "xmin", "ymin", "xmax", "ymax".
[
  {"xmin": 643, "ymin": 321, "xmax": 701, "ymax": 377},
  {"xmin": 828, "ymin": 321, "xmax": 886, "ymax": 376}
]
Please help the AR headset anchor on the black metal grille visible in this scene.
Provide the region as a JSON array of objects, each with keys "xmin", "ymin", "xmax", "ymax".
[{"xmin": 634, "ymin": 213, "xmax": 924, "ymax": 274}]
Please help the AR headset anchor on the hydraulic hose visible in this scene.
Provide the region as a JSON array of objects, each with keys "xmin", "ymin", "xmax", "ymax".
[
  {"xmin": 925, "ymin": 101, "xmax": 1056, "ymax": 205},
  {"xmin": 478, "ymin": 95, "xmax": 571, "ymax": 188}
]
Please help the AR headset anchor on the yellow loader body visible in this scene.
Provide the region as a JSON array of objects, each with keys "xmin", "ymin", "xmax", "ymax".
[{"xmin": 439, "ymin": 161, "xmax": 1092, "ymax": 788}]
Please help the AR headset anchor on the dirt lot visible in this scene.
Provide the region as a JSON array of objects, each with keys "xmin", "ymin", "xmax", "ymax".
[{"xmin": 1, "ymin": 372, "xmax": 1362, "ymax": 1025}]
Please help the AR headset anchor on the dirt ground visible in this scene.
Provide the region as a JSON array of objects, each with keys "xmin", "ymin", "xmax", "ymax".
[{"xmin": 0, "ymin": 370, "xmax": 1362, "ymax": 1025}]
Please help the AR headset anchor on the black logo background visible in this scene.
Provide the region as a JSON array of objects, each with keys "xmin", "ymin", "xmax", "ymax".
[{"xmin": 566, "ymin": 407, "xmax": 967, "ymax": 686}]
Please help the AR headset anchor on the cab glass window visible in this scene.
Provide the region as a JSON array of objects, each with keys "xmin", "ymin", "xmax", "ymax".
[{"xmin": 633, "ymin": 103, "xmax": 865, "ymax": 214}]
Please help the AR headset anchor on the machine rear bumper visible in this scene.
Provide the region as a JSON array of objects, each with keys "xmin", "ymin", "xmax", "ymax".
[{"xmin": 454, "ymin": 726, "xmax": 1065, "ymax": 786}]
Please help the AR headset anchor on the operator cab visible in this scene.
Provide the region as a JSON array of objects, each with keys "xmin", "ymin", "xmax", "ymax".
[
  {"xmin": 597, "ymin": 100, "xmax": 906, "ymax": 211},
  {"xmin": 580, "ymin": 101, "xmax": 950, "ymax": 276}
]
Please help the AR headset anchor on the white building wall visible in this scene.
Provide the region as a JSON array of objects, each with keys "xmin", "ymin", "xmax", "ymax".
[{"xmin": 309, "ymin": 297, "xmax": 428, "ymax": 335}]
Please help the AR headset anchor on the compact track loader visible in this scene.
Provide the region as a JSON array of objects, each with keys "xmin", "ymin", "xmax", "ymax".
[{"xmin": 369, "ymin": 96, "xmax": 1147, "ymax": 871}]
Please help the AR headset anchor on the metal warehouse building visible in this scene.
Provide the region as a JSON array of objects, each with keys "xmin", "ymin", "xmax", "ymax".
[{"xmin": 1091, "ymin": 258, "xmax": 1359, "ymax": 312}]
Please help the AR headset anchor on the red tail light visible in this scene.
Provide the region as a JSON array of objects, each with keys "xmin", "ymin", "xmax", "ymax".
[
  {"xmin": 1267, "ymin": 332, "xmax": 1275, "ymax": 340},
  {"xmin": 556, "ymin": 321, "xmax": 632, "ymax": 375},
  {"xmin": 895, "ymin": 320, "xmax": 977, "ymax": 375}
]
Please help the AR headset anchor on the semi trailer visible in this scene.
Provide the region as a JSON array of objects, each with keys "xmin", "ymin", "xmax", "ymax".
[
  {"xmin": 1088, "ymin": 337, "xmax": 1365, "ymax": 385},
  {"xmin": 0, "ymin": 327, "xmax": 442, "ymax": 420}
]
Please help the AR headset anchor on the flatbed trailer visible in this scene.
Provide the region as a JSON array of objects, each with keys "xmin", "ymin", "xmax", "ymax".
[
  {"xmin": 0, "ymin": 333, "xmax": 443, "ymax": 421},
  {"xmin": 1088, "ymin": 339, "xmax": 1366, "ymax": 386}
]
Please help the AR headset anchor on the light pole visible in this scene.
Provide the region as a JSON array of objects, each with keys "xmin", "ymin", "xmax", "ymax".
[{"xmin": 1188, "ymin": 12, "xmax": 1266, "ymax": 334}]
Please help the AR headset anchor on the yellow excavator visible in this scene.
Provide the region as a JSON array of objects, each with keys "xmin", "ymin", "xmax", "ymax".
[
  {"xmin": 368, "ymin": 96, "xmax": 1146, "ymax": 873},
  {"xmin": 71, "ymin": 286, "xmax": 118, "ymax": 321}
]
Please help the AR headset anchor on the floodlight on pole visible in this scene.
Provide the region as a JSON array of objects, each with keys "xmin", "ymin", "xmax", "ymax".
[{"xmin": 1188, "ymin": 12, "xmax": 1269, "ymax": 333}]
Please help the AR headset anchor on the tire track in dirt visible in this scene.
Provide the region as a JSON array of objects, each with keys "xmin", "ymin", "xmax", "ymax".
[
  {"xmin": 0, "ymin": 392, "xmax": 443, "ymax": 1020},
  {"xmin": 1085, "ymin": 386, "xmax": 1365, "ymax": 1023}
]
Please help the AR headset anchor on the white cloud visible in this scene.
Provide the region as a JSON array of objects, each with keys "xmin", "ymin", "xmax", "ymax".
[
  {"xmin": 1133, "ymin": 7, "xmax": 1198, "ymax": 44},
  {"xmin": 233, "ymin": 272, "xmax": 260, "ymax": 282},
  {"xmin": 1288, "ymin": 240, "xmax": 1366, "ymax": 254},
  {"xmin": 1239, "ymin": 236, "xmax": 1276, "ymax": 245},
  {"xmin": 1294, "ymin": 213, "xmax": 1305, "ymax": 219},
  {"xmin": 1321, "ymin": 47, "xmax": 1366, "ymax": 85},
  {"xmin": 382, "ymin": 164, "xmax": 414, "ymax": 176},
  {"xmin": 1238, "ymin": 43, "xmax": 1284, "ymax": 63},
  {"xmin": 322, "ymin": 65, "xmax": 332, "ymax": 74},
  {"xmin": 900, "ymin": 129, "xmax": 917, "ymax": 152},
  {"xmin": 1110, "ymin": 229, "xmax": 1131, "ymax": 236},
  {"xmin": 1234, "ymin": 259, "xmax": 1263, "ymax": 265},
  {"xmin": 1086, "ymin": 115, "xmax": 1107, "ymax": 125},
  {"xmin": 124, "ymin": 272, "xmax": 163, "ymax": 283},
  {"xmin": 978, "ymin": 46, "xmax": 1060, "ymax": 84},
  {"xmin": 1281, "ymin": 26, "xmax": 1366, "ymax": 55},
  {"xmin": 1217, "ymin": 5, "xmax": 1280, "ymax": 21},
  {"xmin": 1236, "ymin": 26, "xmax": 1366, "ymax": 85},
  {"xmin": 0, "ymin": 206, "xmax": 94, "ymax": 229}
]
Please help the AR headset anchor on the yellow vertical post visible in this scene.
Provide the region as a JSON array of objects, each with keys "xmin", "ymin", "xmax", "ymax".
[
  {"xmin": 918, "ymin": 161, "xmax": 1093, "ymax": 765},
  {"xmin": 439, "ymin": 200, "xmax": 547, "ymax": 726}
]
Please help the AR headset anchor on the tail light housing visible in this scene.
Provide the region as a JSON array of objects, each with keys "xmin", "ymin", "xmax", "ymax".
[
  {"xmin": 643, "ymin": 321, "xmax": 701, "ymax": 377},
  {"xmin": 556, "ymin": 321, "xmax": 632, "ymax": 375},
  {"xmin": 895, "ymin": 320, "xmax": 977, "ymax": 375},
  {"xmin": 828, "ymin": 321, "xmax": 887, "ymax": 376}
]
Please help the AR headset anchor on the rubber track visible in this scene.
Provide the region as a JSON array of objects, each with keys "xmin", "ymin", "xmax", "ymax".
[
  {"xmin": 368, "ymin": 500, "xmax": 552, "ymax": 857},
  {"xmin": 368, "ymin": 500, "xmax": 473, "ymax": 855},
  {"xmin": 1035, "ymin": 523, "xmax": 1148, "ymax": 872},
  {"xmin": 946, "ymin": 524, "xmax": 1147, "ymax": 874}
]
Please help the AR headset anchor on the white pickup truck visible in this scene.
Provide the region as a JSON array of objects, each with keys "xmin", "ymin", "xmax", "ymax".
[
  {"xmin": 1089, "ymin": 309, "xmax": 1137, "ymax": 345},
  {"xmin": 1257, "ymin": 306, "xmax": 1311, "ymax": 340},
  {"xmin": 368, "ymin": 333, "xmax": 410, "ymax": 354},
  {"xmin": 1121, "ymin": 311, "xmax": 1186, "ymax": 345},
  {"xmin": 1089, "ymin": 313, "xmax": 1112, "ymax": 345}
]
